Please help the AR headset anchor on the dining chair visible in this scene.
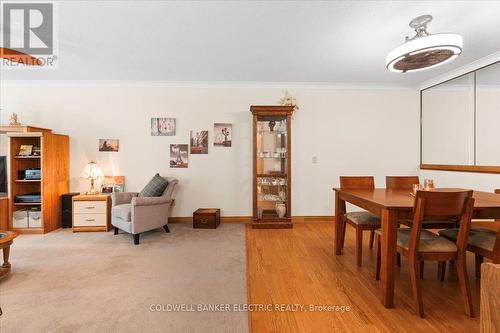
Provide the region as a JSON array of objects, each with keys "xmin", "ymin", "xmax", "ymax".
[
  {"xmin": 438, "ymin": 189, "xmax": 500, "ymax": 279},
  {"xmin": 374, "ymin": 190, "xmax": 475, "ymax": 318},
  {"xmin": 339, "ymin": 176, "xmax": 381, "ymax": 266},
  {"xmin": 386, "ymin": 176, "xmax": 458, "ymax": 229}
]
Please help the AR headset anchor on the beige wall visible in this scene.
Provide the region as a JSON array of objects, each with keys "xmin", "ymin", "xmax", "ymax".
[{"xmin": 0, "ymin": 84, "xmax": 419, "ymax": 216}]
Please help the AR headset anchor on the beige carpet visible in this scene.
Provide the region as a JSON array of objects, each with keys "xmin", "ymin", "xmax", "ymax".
[{"xmin": 0, "ymin": 223, "xmax": 248, "ymax": 333}]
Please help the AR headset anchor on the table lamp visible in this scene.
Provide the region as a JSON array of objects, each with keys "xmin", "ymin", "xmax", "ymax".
[{"xmin": 80, "ymin": 161, "xmax": 103, "ymax": 195}]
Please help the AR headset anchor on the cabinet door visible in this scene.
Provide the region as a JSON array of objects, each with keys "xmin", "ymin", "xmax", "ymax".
[{"xmin": 255, "ymin": 115, "xmax": 289, "ymax": 219}]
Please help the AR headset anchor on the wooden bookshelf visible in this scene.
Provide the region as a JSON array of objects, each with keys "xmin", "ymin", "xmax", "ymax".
[{"xmin": 7, "ymin": 130, "xmax": 69, "ymax": 234}]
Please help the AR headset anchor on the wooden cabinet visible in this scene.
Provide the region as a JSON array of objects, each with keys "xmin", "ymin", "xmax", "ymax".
[
  {"xmin": 7, "ymin": 129, "xmax": 69, "ymax": 234},
  {"xmin": 72, "ymin": 194, "xmax": 111, "ymax": 232},
  {"xmin": 0, "ymin": 197, "xmax": 8, "ymax": 230},
  {"xmin": 250, "ymin": 105, "xmax": 294, "ymax": 229}
]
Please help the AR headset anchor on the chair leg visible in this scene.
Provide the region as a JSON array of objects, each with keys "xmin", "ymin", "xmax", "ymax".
[
  {"xmin": 397, "ymin": 253, "xmax": 401, "ymax": 267},
  {"xmin": 374, "ymin": 234, "xmax": 381, "ymax": 280},
  {"xmin": 369, "ymin": 230, "xmax": 375, "ymax": 249},
  {"xmin": 114, "ymin": 227, "xmax": 119, "ymax": 235},
  {"xmin": 133, "ymin": 234, "xmax": 140, "ymax": 245},
  {"xmin": 474, "ymin": 254, "xmax": 483, "ymax": 279},
  {"xmin": 409, "ymin": 257, "xmax": 425, "ymax": 318},
  {"xmin": 456, "ymin": 258, "xmax": 474, "ymax": 317},
  {"xmin": 420, "ymin": 261, "xmax": 425, "ymax": 280},
  {"xmin": 438, "ymin": 261, "xmax": 446, "ymax": 282},
  {"xmin": 340, "ymin": 220, "xmax": 347, "ymax": 249},
  {"xmin": 356, "ymin": 227, "xmax": 363, "ymax": 267},
  {"xmin": 163, "ymin": 224, "xmax": 170, "ymax": 233}
]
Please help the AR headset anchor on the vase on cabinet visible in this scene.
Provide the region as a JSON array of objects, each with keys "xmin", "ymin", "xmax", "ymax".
[{"xmin": 275, "ymin": 203, "xmax": 286, "ymax": 218}]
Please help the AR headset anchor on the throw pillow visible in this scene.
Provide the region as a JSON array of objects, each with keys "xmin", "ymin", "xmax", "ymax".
[{"xmin": 139, "ymin": 173, "xmax": 168, "ymax": 197}]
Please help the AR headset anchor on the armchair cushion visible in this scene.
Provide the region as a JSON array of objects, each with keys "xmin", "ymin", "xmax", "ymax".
[
  {"xmin": 112, "ymin": 204, "xmax": 132, "ymax": 222},
  {"xmin": 139, "ymin": 173, "xmax": 168, "ymax": 197}
]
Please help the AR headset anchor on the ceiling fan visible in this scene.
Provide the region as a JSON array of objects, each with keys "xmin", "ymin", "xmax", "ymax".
[
  {"xmin": 386, "ymin": 15, "xmax": 463, "ymax": 73},
  {"xmin": 0, "ymin": 47, "xmax": 42, "ymax": 66}
]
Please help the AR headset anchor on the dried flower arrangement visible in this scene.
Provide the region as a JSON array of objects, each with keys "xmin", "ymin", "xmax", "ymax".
[{"xmin": 278, "ymin": 90, "xmax": 299, "ymax": 111}]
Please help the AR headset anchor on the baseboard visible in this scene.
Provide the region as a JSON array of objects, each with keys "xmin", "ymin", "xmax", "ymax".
[
  {"xmin": 168, "ymin": 217, "xmax": 192, "ymax": 224},
  {"xmin": 169, "ymin": 216, "xmax": 334, "ymax": 224},
  {"xmin": 292, "ymin": 216, "xmax": 335, "ymax": 223}
]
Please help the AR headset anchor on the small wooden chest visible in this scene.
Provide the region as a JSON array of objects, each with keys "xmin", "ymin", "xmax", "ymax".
[{"xmin": 193, "ymin": 208, "xmax": 220, "ymax": 229}]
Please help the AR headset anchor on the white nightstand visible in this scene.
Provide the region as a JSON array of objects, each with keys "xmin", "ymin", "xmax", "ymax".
[{"xmin": 72, "ymin": 194, "xmax": 111, "ymax": 232}]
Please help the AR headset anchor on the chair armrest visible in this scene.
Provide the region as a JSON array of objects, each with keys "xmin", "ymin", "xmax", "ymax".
[
  {"xmin": 132, "ymin": 196, "xmax": 172, "ymax": 207},
  {"xmin": 112, "ymin": 192, "xmax": 139, "ymax": 206}
]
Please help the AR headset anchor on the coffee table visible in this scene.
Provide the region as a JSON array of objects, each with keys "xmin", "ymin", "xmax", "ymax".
[{"xmin": 0, "ymin": 231, "xmax": 17, "ymax": 278}]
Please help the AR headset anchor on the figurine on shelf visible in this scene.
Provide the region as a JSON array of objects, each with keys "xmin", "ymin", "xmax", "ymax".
[
  {"xmin": 278, "ymin": 90, "xmax": 299, "ymax": 111},
  {"xmin": 9, "ymin": 112, "xmax": 20, "ymax": 126}
]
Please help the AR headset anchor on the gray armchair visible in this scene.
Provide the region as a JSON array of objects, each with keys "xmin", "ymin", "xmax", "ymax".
[{"xmin": 111, "ymin": 177, "xmax": 178, "ymax": 245}]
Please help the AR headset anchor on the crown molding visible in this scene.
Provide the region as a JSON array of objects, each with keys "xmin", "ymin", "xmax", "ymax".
[{"xmin": 0, "ymin": 79, "xmax": 417, "ymax": 91}]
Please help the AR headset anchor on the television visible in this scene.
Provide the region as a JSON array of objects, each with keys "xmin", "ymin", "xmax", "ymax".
[{"xmin": 0, "ymin": 156, "xmax": 6, "ymax": 194}]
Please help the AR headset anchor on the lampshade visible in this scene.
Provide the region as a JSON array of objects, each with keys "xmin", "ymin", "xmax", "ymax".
[{"xmin": 80, "ymin": 161, "xmax": 103, "ymax": 180}]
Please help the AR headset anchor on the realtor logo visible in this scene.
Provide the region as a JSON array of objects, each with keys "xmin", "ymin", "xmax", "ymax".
[{"xmin": 1, "ymin": 1, "xmax": 57, "ymax": 67}]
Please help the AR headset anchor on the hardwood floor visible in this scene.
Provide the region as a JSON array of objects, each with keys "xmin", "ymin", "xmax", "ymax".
[{"xmin": 246, "ymin": 221, "xmax": 488, "ymax": 333}]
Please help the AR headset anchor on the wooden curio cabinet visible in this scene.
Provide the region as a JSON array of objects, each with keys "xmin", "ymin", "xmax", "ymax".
[{"xmin": 250, "ymin": 105, "xmax": 294, "ymax": 229}]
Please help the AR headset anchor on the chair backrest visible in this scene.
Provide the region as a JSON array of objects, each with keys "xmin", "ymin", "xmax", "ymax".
[
  {"xmin": 162, "ymin": 177, "xmax": 179, "ymax": 199},
  {"xmin": 339, "ymin": 176, "xmax": 374, "ymax": 190},
  {"xmin": 386, "ymin": 176, "xmax": 420, "ymax": 190},
  {"xmin": 409, "ymin": 190, "xmax": 474, "ymax": 257}
]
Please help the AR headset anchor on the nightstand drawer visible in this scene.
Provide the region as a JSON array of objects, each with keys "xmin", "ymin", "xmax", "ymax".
[
  {"xmin": 74, "ymin": 201, "xmax": 107, "ymax": 214},
  {"xmin": 73, "ymin": 213, "xmax": 107, "ymax": 227}
]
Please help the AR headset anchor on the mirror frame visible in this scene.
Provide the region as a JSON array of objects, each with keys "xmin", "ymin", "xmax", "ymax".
[{"xmin": 420, "ymin": 60, "xmax": 500, "ymax": 174}]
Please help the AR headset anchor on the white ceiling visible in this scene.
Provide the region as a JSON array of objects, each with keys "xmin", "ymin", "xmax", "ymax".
[{"xmin": 2, "ymin": 0, "xmax": 500, "ymax": 87}]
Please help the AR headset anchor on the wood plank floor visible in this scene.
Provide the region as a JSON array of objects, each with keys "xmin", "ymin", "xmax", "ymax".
[{"xmin": 246, "ymin": 221, "xmax": 489, "ymax": 333}]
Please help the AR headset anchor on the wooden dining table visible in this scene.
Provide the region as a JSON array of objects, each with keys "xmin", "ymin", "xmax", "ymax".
[{"xmin": 333, "ymin": 188, "xmax": 500, "ymax": 308}]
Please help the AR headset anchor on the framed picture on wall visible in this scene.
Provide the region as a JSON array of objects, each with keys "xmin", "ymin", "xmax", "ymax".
[
  {"xmin": 151, "ymin": 118, "xmax": 176, "ymax": 136},
  {"xmin": 214, "ymin": 123, "xmax": 232, "ymax": 147},
  {"xmin": 170, "ymin": 144, "xmax": 188, "ymax": 168},
  {"xmin": 99, "ymin": 139, "xmax": 119, "ymax": 152},
  {"xmin": 190, "ymin": 130, "xmax": 208, "ymax": 154}
]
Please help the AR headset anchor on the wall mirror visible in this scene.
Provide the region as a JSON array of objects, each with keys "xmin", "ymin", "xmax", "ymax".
[{"xmin": 420, "ymin": 61, "xmax": 500, "ymax": 173}]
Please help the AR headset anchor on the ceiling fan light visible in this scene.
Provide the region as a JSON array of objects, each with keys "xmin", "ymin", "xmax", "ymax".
[
  {"xmin": 386, "ymin": 33, "xmax": 462, "ymax": 73},
  {"xmin": 386, "ymin": 15, "xmax": 463, "ymax": 73},
  {"xmin": 408, "ymin": 44, "xmax": 461, "ymax": 56}
]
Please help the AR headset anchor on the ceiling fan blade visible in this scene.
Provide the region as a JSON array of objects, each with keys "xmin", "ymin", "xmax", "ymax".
[{"xmin": 0, "ymin": 47, "xmax": 43, "ymax": 66}]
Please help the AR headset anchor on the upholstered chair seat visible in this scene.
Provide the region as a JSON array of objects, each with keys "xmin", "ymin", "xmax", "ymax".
[
  {"xmin": 439, "ymin": 228, "xmax": 496, "ymax": 252},
  {"xmin": 345, "ymin": 212, "xmax": 381, "ymax": 225},
  {"xmin": 112, "ymin": 204, "xmax": 132, "ymax": 222},
  {"xmin": 376, "ymin": 228, "xmax": 457, "ymax": 253}
]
